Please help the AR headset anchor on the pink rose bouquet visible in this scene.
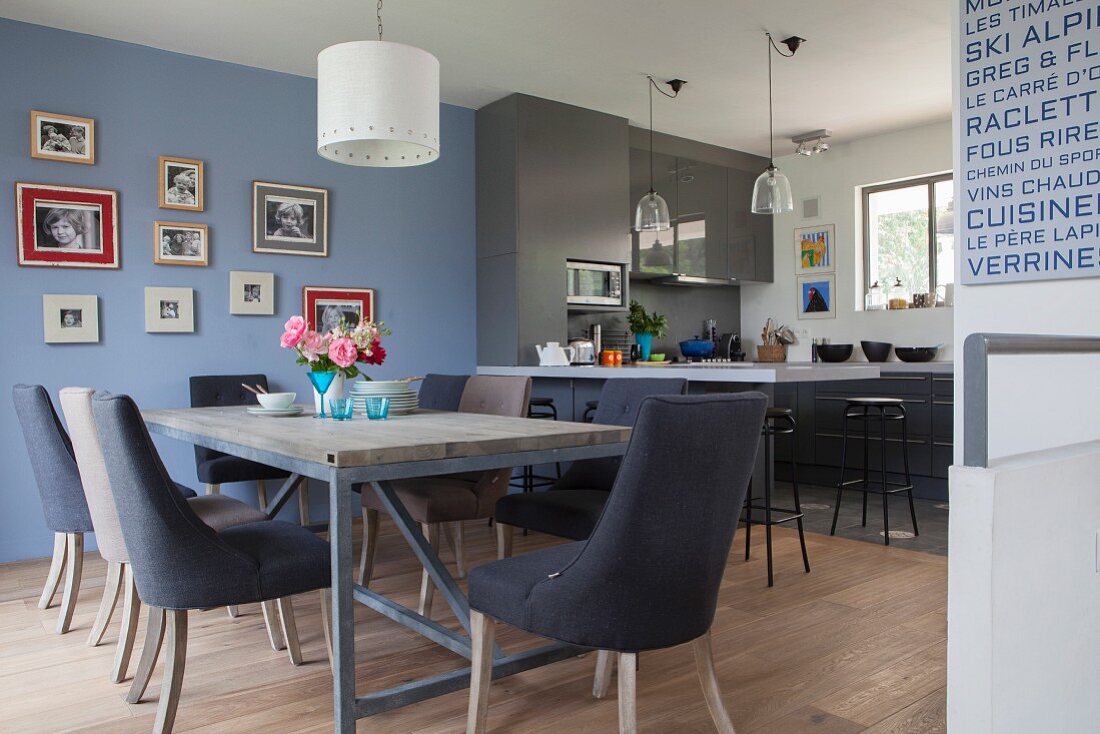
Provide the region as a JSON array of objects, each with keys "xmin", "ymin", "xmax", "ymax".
[{"xmin": 279, "ymin": 314, "xmax": 392, "ymax": 378}]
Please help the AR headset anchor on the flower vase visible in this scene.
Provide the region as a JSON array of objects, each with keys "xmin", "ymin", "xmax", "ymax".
[
  {"xmin": 309, "ymin": 371, "xmax": 344, "ymax": 416},
  {"xmin": 634, "ymin": 333, "xmax": 653, "ymax": 361}
]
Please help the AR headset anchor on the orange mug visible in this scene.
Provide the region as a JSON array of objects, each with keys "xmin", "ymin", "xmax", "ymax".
[
  {"xmin": 601, "ymin": 350, "xmax": 615, "ymax": 366},
  {"xmin": 613, "ymin": 350, "xmax": 623, "ymax": 366}
]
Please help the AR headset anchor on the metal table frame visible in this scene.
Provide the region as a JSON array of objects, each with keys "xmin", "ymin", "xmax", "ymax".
[{"xmin": 147, "ymin": 417, "xmax": 629, "ymax": 732}]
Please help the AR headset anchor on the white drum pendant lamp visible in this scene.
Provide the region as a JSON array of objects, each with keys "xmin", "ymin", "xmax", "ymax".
[{"xmin": 317, "ymin": 2, "xmax": 439, "ymax": 167}]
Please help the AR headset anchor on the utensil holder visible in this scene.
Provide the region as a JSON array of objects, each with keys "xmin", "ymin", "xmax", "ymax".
[{"xmin": 756, "ymin": 344, "xmax": 787, "ymax": 363}]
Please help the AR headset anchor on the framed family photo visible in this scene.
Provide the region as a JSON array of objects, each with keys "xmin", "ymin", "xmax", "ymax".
[
  {"xmin": 42, "ymin": 294, "xmax": 99, "ymax": 344},
  {"xmin": 30, "ymin": 110, "xmax": 95, "ymax": 165},
  {"xmin": 145, "ymin": 287, "xmax": 195, "ymax": 333},
  {"xmin": 797, "ymin": 274, "xmax": 836, "ymax": 320},
  {"xmin": 158, "ymin": 156, "xmax": 203, "ymax": 211},
  {"xmin": 303, "ymin": 286, "xmax": 374, "ymax": 332},
  {"xmin": 154, "ymin": 221, "xmax": 208, "ymax": 266},
  {"xmin": 253, "ymin": 181, "xmax": 328, "ymax": 256},
  {"xmin": 16, "ymin": 183, "xmax": 119, "ymax": 268},
  {"xmin": 230, "ymin": 271, "xmax": 275, "ymax": 315},
  {"xmin": 795, "ymin": 224, "xmax": 835, "ymax": 274}
]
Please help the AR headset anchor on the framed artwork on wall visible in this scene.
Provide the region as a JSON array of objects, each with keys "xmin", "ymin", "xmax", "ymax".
[
  {"xmin": 230, "ymin": 271, "xmax": 275, "ymax": 315},
  {"xmin": 16, "ymin": 183, "xmax": 119, "ymax": 268},
  {"xmin": 42, "ymin": 294, "xmax": 99, "ymax": 343},
  {"xmin": 302, "ymin": 286, "xmax": 374, "ymax": 331},
  {"xmin": 30, "ymin": 110, "xmax": 95, "ymax": 165},
  {"xmin": 154, "ymin": 221, "xmax": 208, "ymax": 266},
  {"xmin": 252, "ymin": 181, "xmax": 328, "ymax": 257},
  {"xmin": 795, "ymin": 224, "xmax": 835, "ymax": 274},
  {"xmin": 158, "ymin": 156, "xmax": 203, "ymax": 211},
  {"xmin": 797, "ymin": 274, "xmax": 836, "ymax": 320},
  {"xmin": 145, "ymin": 287, "xmax": 195, "ymax": 333}
]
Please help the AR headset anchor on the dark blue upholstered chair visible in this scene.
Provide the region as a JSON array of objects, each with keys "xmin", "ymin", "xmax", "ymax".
[
  {"xmin": 91, "ymin": 392, "xmax": 332, "ymax": 734},
  {"xmin": 189, "ymin": 375, "xmax": 292, "ymax": 513},
  {"xmin": 415, "ymin": 373, "xmax": 470, "ymax": 411},
  {"xmin": 466, "ymin": 393, "xmax": 768, "ymax": 734},
  {"xmin": 12, "ymin": 384, "xmax": 95, "ymax": 634},
  {"xmin": 493, "ymin": 378, "xmax": 687, "ymax": 558}
]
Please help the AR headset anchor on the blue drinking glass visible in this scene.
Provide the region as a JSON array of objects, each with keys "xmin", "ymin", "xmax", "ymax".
[
  {"xmin": 365, "ymin": 397, "xmax": 390, "ymax": 420},
  {"xmin": 329, "ymin": 398, "xmax": 354, "ymax": 421},
  {"xmin": 307, "ymin": 371, "xmax": 338, "ymax": 419}
]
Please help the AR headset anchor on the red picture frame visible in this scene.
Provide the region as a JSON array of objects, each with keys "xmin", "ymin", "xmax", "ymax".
[
  {"xmin": 302, "ymin": 286, "xmax": 375, "ymax": 332},
  {"xmin": 16, "ymin": 183, "xmax": 119, "ymax": 268}
]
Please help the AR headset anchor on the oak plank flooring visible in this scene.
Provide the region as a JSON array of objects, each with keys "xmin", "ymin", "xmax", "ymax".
[{"xmin": 0, "ymin": 519, "xmax": 945, "ymax": 733}]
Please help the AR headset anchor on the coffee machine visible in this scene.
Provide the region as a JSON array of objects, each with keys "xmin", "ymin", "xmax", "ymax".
[{"xmin": 719, "ymin": 333, "xmax": 746, "ymax": 362}]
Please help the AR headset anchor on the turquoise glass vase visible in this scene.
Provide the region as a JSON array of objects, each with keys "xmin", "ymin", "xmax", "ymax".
[
  {"xmin": 307, "ymin": 371, "xmax": 338, "ymax": 418},
  {"xmin": 634, "ymin": 333, "xmax": 653, "ymax": 361}
]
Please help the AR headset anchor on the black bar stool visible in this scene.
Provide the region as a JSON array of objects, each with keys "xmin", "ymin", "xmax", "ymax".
[
  {"xmin": 830, "ymin": 397, "xmax": 919, "ymax": 545},
  {"xmin": 742, "ymin": 406, "xmax": 810, "ymax": 587},
  {"xmin": 582, "ymin": 400, "xmax": 599, "ymax": 423},
  {"xmin": 510, "ymin": 397, "xmax": 562, "ymax": 494}
]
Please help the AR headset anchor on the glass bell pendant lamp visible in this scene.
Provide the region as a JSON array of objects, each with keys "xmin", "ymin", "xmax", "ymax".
[
  {"xmin": 635, "ymin": 77, "xmax": 671, "ymax": 231},
  {"xmin": 752, "ymin": 34, "xmax": 794, "ymax": 214}
]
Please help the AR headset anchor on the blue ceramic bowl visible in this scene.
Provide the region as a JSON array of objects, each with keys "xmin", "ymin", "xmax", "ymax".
[{"xmin": 679, "ymin": 340, "xmax": 715, "ymax": 359}]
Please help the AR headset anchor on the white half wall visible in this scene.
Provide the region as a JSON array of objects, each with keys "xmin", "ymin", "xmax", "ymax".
[{"xmin": 740, "ymin": 121, "xmax": 954, "ymax": 361}]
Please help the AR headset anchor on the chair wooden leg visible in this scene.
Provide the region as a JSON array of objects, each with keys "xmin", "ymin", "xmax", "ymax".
[
  {"xmin": 593, "ymin": 650, "xmax": 615, "ymax": 699},
  {"xmin": 226, "ymin": 605, "xmax": 239, "ymax": 618},
  {"xmin": 465, "ymin": 610, "xmax": 495, "ymax": 734},
  {"xmin": 153, "ymin": 609, "xmax": 188, "ymax": 734},
  {"xmin": 88, "ymin": 560, "xmax": 123, "ymax": 647},
  {"xmin": 127, "ymin": 606, "xmax": 166, "ymax": 703},
  {"xmin": 205, "ymin": 483, "xmax": 220, "ymax": 495},
  {"xmin": 496, "ymin": 522, "xmax": 513, "ymax": 560},
  {"xmin": 418, "ymin": 523, "xmax": 441, "ymax": 618},
  {"xmin": 693, "ymin": 630, "xmax": 736, "ymax": 733},
  {"xmin": 256, "ymin": 478, "xmax": 268, "ymax": 512},
  {"xmin": 55, "ymin": 532, "xmax": 83, "ymax": 634},
  {"xmin": 357, "ymin": 508, "xmax": 379, "ymax": 586},
  {"xmin": 110, "ymin": 564, "xmax": 141, "ymax": 683},
  {"xmin": 618, "ymin": 652, "xmax": 638, "ymax": 734},
  {"xmin": 443, "ymin": 521, "xmax": 466, "ymax": 579},
  {"xmin": 260, "ymin": 600, "xmax": 285, "ymax": 651},
  {"xmin": 276, "ymin": 597, "xmax": 303, "ymax": 666},
  {"xmin": 39, "ymin": 532, "xmax": 67, "ymax": 610},
  {"xmin": 298, "ymin": 481, "xmax": 311, "ymax": 526},
  {"xmin": 319, "ymin": 589, "xmax": 334, "ymax": 674}
]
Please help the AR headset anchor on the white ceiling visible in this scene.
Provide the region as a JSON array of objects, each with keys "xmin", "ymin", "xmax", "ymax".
[{"xmin": 0, "ymin": 0, "xmax": 952, "ymax": 155}]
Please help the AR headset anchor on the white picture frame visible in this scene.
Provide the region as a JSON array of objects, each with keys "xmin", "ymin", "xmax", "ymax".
[
  {"xmin": 145, "ymin": 287, "xmax": 195, "ymax": 333},
  {"xmin": 230, "ymin": 271, "xmax": 275, "ymax": 315},
  {"xmin": 797, "ymin": 274, "xmax": 836, "ymax": 320},
  {"xmin": 795, "ymin": 224, "xmax": 835, "ymax": 274},
  {"xmin": 43, "ymin": 294, "xmax": 99, "ymax": 343}
]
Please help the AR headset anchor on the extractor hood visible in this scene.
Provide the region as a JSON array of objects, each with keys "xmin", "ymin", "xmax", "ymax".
[{"xmin": 651, "ymin": 273, "xmax": 735, "ymax": 287}]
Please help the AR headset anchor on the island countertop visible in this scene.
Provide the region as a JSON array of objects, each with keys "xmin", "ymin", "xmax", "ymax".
[{"xmin": 478, "ymin": 361, "xmax": 952, "ymax": 383}]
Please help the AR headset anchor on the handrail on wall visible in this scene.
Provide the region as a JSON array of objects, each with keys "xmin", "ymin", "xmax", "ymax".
[{"xmin": 963, "ymin": 333, "xmax": 1100, "ymax": 468}]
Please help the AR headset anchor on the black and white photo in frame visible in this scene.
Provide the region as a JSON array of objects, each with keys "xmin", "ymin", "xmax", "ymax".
[
  {"xmin": 158, "ymin": 156, "xmax": 204, "ymax": 211},
  {"xmin": 229, "ymin": 271, "xmax": 275, "ymax": 315},
  {"xmin": 252, "ymin": 181, "xmax": 328, "ymax": 256},
  {"xmin": 30, "ymin": 111, "xmax": 95, "ymax": 164},
  {"xmin": 145, "ymin": 287, "xmax": 194, "ymax": 332},
  {"xmin": 42, "ymin": 294, "xmax": 99, "ymax": 343},
  {"xmin": 34, "ymin": 202, "xmax": 102, "ymax": 251},
  {"xmin": 154, "ymin": 221, "xmax": 208, "ymax": 266}
]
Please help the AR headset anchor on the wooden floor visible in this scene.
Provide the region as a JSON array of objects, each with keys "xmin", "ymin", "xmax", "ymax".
[{"xmin": 0, "ymin": 519, "xmax": 946, "ymax": 733}]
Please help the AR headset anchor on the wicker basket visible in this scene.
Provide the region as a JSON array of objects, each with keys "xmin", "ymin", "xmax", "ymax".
[{"xmin": 756, "ymin": 344, "xmax": 787, "ymax": 362}]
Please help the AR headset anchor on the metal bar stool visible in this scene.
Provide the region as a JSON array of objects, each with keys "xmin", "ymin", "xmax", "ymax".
[
  {"xmin": 509, "ymin": 397, "xmax": 562, "ymax": 494},
  {"xmin": 582, "ymin": 400, "xmax": 599, "ymax": 423},
  {"xmin": 830, "ymin": 397, "xmax": 919, "ymax": 545},
  {"xmin": 742, "ymin": 406, "xmax": 810, "ymax": 587}
]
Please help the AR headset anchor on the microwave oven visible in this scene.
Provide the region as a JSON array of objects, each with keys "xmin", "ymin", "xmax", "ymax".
[{"xmin": 566, "ymin": 260, "xmax": 625, "ymax": 307}]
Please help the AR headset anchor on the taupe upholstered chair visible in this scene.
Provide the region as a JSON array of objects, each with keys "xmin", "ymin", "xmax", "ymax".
[
  {"xmin": 360, "ymin": 375, "xmax": 531, "ymax": 617},
  {"xmin": 59, "ymin": 388, "xmax": 304, "ymax": 695}
]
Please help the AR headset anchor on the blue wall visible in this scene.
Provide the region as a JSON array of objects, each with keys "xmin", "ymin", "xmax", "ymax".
[{"xmin": 0, "ymin": 20, "xmax": 477, "ymax": 562}]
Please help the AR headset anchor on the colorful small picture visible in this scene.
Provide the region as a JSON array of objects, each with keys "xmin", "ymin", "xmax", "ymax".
[
  {"xmin": 795, "ymin": 224, "xmax": 834, "ymax": 273},
  {"xmin": 797, "ymin": 274, "xmax": 836, "ymax": 320}
]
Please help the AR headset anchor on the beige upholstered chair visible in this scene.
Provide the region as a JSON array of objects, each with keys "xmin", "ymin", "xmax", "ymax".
[
  {"xmin": 359, "ymin": 375, "xmax": 531, "ymax": 616},
  {"xmin": 59, "ymin": 388, "xmax": 305, "ymax": 695}
]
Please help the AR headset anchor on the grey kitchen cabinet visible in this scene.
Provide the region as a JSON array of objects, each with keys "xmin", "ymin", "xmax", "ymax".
[
  {"xmin": 727, "ymin": 168, "xmax": 774, "ymax": 282},
  {"xmin": 674, "ymin": 158, "xmax": 728, "ymax": 280}
]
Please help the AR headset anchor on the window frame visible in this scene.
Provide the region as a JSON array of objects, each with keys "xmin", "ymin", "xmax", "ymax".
[{"xmin": 861, "ymin": 171, "xmax": 953, "ymax": 301}]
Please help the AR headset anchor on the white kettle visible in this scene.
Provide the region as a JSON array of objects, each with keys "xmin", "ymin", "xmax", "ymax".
[{"xmin": 535, "ymin": 341, "xmax": 575, "ymax": 366}]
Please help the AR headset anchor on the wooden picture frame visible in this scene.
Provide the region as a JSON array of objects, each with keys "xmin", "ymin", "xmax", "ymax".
[
  {"xmin": 253, "ymin": 181, "xmax": 328, "ymax": 257},
  {"xmin": 158, "ymin": 156, "xmax": 204, "ymax": 211},
  {"xmin": 795, "ymin": 224, "xmax": 835, "ymax": 274},
  {"xmin": 302, "ymin": 286, "xmax": 374, "ymax": 331},
  {"xmin": 145, "ymin": 287, "xmax": 195, "ymax": 333},
  {"xmin": 30, "ymin": 110, "xmax": 95, "ymax": 165},
  {"xmin": 230, "ymin": 271, "xmax": 275, "ymax": 315},
  {"xmin": 43, "ymin": 294, "xmax": 99, "ymax": 344},
  {"xmin": 16, "ymin": 182, "xmax": 119, "ymax": 268},
  {"xmin": 154, "ymin": 221, "xmax": 208, "ymax": 266},
  {"xmin": 797, "ymin": 274, "xmax": 836, "ymax": 320}
]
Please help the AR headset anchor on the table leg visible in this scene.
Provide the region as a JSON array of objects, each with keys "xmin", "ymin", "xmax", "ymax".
[
  {"xmin": 265, "ymin": 474, "xmax": 305, "ymax": 519},
  {"xmin": 328, "ymin": 469, "xmax": 355, "ymax": 734}
]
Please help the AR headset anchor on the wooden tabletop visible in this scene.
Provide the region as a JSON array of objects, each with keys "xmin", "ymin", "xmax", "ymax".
[{"xmin": 142, "ymin": 405, "xmax": 631, "ymax": 468}]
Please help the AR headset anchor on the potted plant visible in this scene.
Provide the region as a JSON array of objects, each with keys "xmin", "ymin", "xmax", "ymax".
[{"xmin": 627, "ymin": 300, "xmax": 669, "ymax": 361}]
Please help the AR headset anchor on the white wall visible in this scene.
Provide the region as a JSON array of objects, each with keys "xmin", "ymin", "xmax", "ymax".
[{"xmin": 740, "ymin": 121, "xmax": 953, "ymax": 361}]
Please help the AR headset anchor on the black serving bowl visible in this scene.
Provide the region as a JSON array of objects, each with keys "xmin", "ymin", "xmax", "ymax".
[
  {"xmin": 894, "ymin": 345, "xmax": 940, "ymax": 362},
  {"xmin": 816, "ymin": 343, "xmax": 854, "ymax": 362},
  {"xmin": 860, "ymin": 340, "xmax": 893, "ymax": 362}
]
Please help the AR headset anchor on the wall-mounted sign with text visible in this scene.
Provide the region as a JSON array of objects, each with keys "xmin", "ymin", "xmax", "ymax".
[{"xmin": 958, "ymin": 0, "xmax": 1100, "ymax": 285}]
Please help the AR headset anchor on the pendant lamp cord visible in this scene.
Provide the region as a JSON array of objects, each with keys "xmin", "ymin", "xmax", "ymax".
[
  {"xmin": 645, "ymin": 76, "xmax": 680, "ymax": 193},
  {"xmin": 377, "ymin": 0, "xmax": 383, "ymax": 41},
  {"xmin": 765, "ymin": 32, "xmax": 795, "ymax": 166}
]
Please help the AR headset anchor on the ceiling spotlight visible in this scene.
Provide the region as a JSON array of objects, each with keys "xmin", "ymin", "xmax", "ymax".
[{"xmin": 791, "ymin": 129, "xmax": 832, "ymax": 156}]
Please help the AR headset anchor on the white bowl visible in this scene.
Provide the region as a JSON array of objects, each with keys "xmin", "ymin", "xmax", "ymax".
[{"xmin": 256, "ymin": 392, "xmax": 296, "ymax": 410}]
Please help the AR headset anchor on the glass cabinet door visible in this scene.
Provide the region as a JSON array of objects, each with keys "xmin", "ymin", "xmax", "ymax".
[{"xmin": 674, "ymin": 158, "xmax": 728, "ymax": 279}]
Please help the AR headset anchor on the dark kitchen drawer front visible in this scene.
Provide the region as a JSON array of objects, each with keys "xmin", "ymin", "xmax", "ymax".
[
  {"xmin": 815, "ymin": 431, "xmax": 933, "ymax": 477},
  {"xmin": 813, "ymin": 395, "xmax": 931, "ymax": 435},
  {"xmin": 932, "ymin": 374, "xmax": 954, "ymax": 399},
  {"xmin": 932, "ymin": 402, "xmax": 954, "ymax": 442},
  {"xmin": 816, "ymin": 374, "xmax": 932, "ymax": 398},
  {"xmin": 932, "ymin": 443, "xmax": 953, "ymax": 479}
]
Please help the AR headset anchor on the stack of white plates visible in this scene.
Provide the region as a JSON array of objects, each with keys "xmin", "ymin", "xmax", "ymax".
[{"xmin": 348, "ymin": 380, "xmax": 419, "ymax": 416}]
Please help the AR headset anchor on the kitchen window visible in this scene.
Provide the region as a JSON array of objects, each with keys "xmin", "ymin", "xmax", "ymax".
[{"xmin": 862, "ymin": 172, "xmax": 954, "ymax": 304}]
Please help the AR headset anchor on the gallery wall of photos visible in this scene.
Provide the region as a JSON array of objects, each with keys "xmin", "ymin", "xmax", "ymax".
[{"xmin": 21, "ymin": 111, "xmax": 362, "ymax": 344}]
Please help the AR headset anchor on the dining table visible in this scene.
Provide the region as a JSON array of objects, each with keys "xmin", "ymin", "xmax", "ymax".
[{"xmin": 142, "ymin": 404, "xmax": 632, "ymax": 733}]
